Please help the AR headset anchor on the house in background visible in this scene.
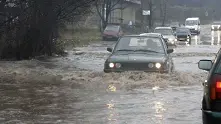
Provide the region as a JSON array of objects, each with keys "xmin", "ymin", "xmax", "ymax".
[
  {"xmin": 109, "ymin": 0, "xmax": 141, "ymax": 25},
  {"xmin": 64, "ymin": 0, "xmax": 142, "ymax": 30}
]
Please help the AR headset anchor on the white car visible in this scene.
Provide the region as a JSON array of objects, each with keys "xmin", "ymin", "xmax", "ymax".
[
  {"xmin": 211, "ymin": 21, "xmax": 221, "ymax": 31},
  {"xmin": 154, "ymin": 27, "xmax": 176, "ymax": 46},
  {"xmin": 185, "ymin": 17, "xmax": 201, "ymax": 35}
]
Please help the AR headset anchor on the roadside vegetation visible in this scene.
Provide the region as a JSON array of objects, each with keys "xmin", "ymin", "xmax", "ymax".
[
  {"xmin": 0, "ymin": 0, "xmax": 94, "ymax": 60},
  {"xmin": 59, "ymin": 28, "xmax": 101, "ymax": 49}
]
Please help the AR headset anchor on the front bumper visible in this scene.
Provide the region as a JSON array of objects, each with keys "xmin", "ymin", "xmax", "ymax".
[
  {"xmin": 176, "ymin": 36, "xmax": 189, "ymax": 41},
  {"xmin": 103, "ymin": 68, "xmax": 169, "ymax": 73},
  {"xmin": 211, "ymin": 27, "xmax": 221, "ymax": 31},
  {"xmin": 189, "ymin": 29, "xmax": 199, "ymax": 34},
  {"xmin": 166, "ymin": 40, "xmax": 176, "ymax": 46}
]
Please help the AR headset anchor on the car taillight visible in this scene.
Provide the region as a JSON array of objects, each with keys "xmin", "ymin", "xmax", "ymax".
[{"xmin": 211, "ymin": 74, "xmax": 221, "ymax": 100}]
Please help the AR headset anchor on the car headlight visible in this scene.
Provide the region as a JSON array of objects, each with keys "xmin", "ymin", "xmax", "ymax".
[
  {"xmin": 169, "ymin": 38, "xmax": 173, "ymax": 41},
  {"xmin": 115, "ymin": 63, "xmax": 121, "ymax": 68},
  {"xmin": 109, "ymin": 63, "xmax": 114, "ymax": 68},
  {"xmin": 194, "ymin": 26, "xmax": 198, "ymax": 30},
  {"xmin": 148, "ymin": 63, "xmax": 154, "ymax": 68},
  {"xmin": 155, "ymin": 63, "xmax": 161, "ymax": 68}
]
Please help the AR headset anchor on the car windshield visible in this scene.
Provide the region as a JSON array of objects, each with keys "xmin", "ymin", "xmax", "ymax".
[
  {"xmin": 176, "ymin": 28, "xmax": 189, "ymax": 33},
  {"xmin": 185, "ymin": 20, "xmax": 198, "ymax": 25},
  {"xmin": 154, "ymin": 29, "xmax": 173, "ymax": 35},
  {"xmin": 104, "ymin": 25, "xmax": 119, "ymax": 32},
  {"xmin": 114, "ymin": 36, "xmax": 165, "ymax": 54}
]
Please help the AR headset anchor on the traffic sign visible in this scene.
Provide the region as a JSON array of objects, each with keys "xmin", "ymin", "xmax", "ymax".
[{"xmin": 143, "ymin": 10, "xmax": 150, "ymax": 15}]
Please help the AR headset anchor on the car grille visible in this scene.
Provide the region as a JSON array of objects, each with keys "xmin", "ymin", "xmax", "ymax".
[
  {"xmin": 120, "ymin": 62, "xmax": 162, "ymax": 71},
  {"xmin": 177, "ymin": 35, "xmax": 187, "ymax": 38},
  {"xmin": 212, "ymin": 26, "xmax": 221, "ymax": 30},
  {"xmin": 189, "ymin": 29, "xmax": 196, "ymax": 32}
]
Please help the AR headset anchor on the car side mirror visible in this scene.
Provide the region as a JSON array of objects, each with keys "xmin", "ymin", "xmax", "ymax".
[
  {"xmin": 198, "ymin": 60, "xmax": 212, "ymax": 71},
  {"xmin": 167, "ymin": 49, "xmax": 174, "ymax": 54},
  {"xmin": 163, "ymin": 38, "xmax": 168, "ymax": 43},
  {"xmin": 107, "ymin": 47, "xmax": 113, "ymax": 52}
]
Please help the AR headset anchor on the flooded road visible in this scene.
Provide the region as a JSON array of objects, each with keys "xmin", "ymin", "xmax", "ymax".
[{"xmin": 0, "ymin": 25, "xmax": 220, "ymax": 124}]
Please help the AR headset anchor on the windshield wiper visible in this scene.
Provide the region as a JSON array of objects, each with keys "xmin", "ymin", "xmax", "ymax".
[
  {"xmin": 134, "ymin": 49, "xmax": 160, "ymax": 53},
  {"xmin": 117, "ymin": 49, "xmax": 134, "ymax": 51}
]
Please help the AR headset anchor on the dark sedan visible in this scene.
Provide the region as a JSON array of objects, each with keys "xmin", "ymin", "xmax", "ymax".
[
  {"xmin": 103, "ymin": 35, "xmax": 174, "ymax": 73},
  {"xmin": 102, "ymin": 24, "xmax": 123, "ymax": 41},
  {"xmin": 198, "ymin": 48, "xmax": 221, "ymax": 124},
  {"xmin": 175, "ymin": 27, "xmax": 192, "ymax": 44}
]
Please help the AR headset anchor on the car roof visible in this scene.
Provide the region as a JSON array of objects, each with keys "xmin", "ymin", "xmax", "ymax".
[
  {"xmin": 139, "ymin": 33, "xmax": 162, "ymax": 37},
  {"xmin": 186, "ymin": 17, "xmax": 199, "ymax": 20},
  {"xmin": 155, "ymin": 27, "xmax": 172, "ymax": 30}
]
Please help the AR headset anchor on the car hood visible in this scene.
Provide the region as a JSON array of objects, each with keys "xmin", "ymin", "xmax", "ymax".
[
  {"xmin": 163, "ymin": 35, "xmax": 175, "ymax": 39},
  {"xmin": 185, "ymin": 25, "xmax": 196, "ymax": 29},
  {"xmin": 176, "ymin": 32, "xmax": 189, "ymax": 35},
  {"xmin": 107, "ymin": 53, "xmax": 166, "ymax": 63},
  {"xmin": 103, "ymin": 31, "xmax": 118, "ymax": 35}
]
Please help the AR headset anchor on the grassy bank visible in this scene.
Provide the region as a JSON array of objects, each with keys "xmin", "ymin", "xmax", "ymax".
[{"xmin": 59, "ymin": 28, "xmax": 102, "ymax": 49}]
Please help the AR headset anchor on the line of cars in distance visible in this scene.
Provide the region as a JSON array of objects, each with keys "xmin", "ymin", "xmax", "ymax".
[
  {"xmin": 153, "ymin": 26, "xmax": 192, "ymax": 45},
  {"xmin": 102, "ymin": 17, "xmax": 200, "ymax": 46},
  {"xmin": 153, "ymin": 17, "xmax": 201, "ymax": 45}
]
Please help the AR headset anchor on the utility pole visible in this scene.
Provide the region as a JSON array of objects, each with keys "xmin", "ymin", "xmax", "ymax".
[
  {"xmin": 120, "ymin": 0, "xmax": 123, "ymax": 25},
  {"xmin": 148, "ymin": 0, "xmax": 152, "ymax": 29},
  {"xmin": 141, "ymin": 0, "xmax": 151, "ymax": 32},
  {"xmin": 141, "ymin": 0, "xmax": 145, "ymax": 32}
]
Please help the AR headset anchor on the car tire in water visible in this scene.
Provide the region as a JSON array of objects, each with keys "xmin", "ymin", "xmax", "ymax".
[
  {"xmin": 102, "ymin": 37, "xmax": 106, "ymax": 41},
  {"xmin": 202, "ymin": 98, "xmax": 209, "ymax": 124},
  {"xmin": 202, "ymin": 111, "xmax": 210, "ymax": 124},
  {"xmin": 201, "ymin": 98, "xmax": 221, "ymax": 124},
  {"xmin": 103, "ymin": 69, "xmax": 110, "ymax": 73}
]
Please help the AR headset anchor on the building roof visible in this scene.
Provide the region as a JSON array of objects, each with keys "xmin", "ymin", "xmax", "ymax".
[
  {"xmin": 186, "ymin": 17, "xmax": 199, "ymax": 20},
  {"xmin": 125, "ymin": 0, "xmax": 141, "ymax": 4}
]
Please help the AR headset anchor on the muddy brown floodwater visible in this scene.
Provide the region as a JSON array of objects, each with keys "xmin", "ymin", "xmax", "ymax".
[{"xmin": 0, "ymin": 25, "xmax": 220, "ymax": 124}]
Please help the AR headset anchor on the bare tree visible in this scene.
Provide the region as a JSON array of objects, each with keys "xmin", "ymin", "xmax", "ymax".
[
  {"xmin": 161, "ymin": 0, "xmax": 167, "ymax": 26},
  {"xmin": 95, "ymin": 0, "xmax": 127, "ymax": 30},
  {"xmin": 0, "ymin": 0, "xmax": 94, "ymax": 60}
]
